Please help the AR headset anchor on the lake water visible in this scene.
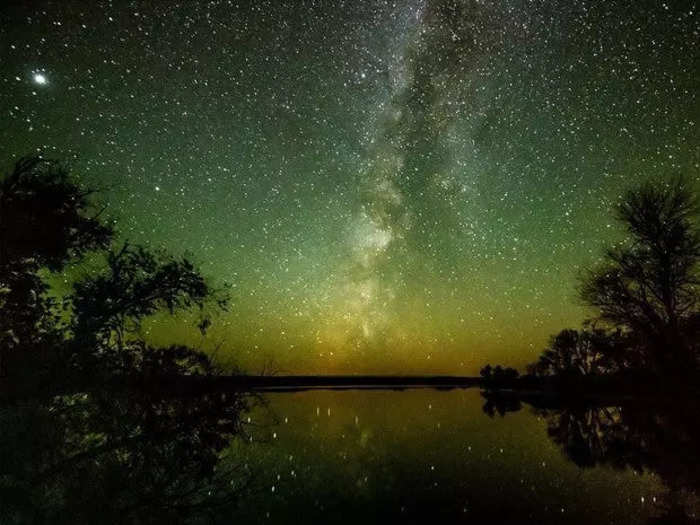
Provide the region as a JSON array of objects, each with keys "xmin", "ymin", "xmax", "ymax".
[
  {"xmin": 2, "ymin": 387, "xmax": 698, "ymax": 523},
  {"xmin": 228, "ymin": 388, "xmax": 695, "ymax": 524}
]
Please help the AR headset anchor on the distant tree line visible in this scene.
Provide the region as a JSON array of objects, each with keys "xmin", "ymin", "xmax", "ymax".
[
  {"xmin": 0, "ymin": 156, "xmax": 228, "ymax": 396},
  {"xmin": 483, "ymin": 178, "xmax": 699, "ymax": 386},
  {"xmin": 479, "ymin": 363, "xmax": 520, "ymax": 386}
]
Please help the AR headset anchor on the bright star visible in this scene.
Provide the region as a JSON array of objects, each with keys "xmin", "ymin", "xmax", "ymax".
[{"xmin": 33, "ymin": 73, "xmax": 47, "ymax": 85}]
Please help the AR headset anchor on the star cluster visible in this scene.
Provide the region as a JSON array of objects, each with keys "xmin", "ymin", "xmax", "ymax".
[{"xmin": 0, "ymin": 1, "xmax": 697, "ymax": 373}]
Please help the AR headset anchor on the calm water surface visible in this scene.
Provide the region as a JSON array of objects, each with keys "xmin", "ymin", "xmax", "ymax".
[
  {"xmin": 2, "ymin": 387, "xmax": 698, "ymax": 524},
  {"xmin": 228, "ymin": 389, "xmax": 691, "ymax": 524}
]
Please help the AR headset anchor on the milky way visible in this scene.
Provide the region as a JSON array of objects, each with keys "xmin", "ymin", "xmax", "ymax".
[{"xmin": 0, "ymin": 1, "xmax": 697, "ymax": 373}]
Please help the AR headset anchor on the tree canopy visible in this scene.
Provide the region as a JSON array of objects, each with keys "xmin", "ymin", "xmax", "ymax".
[
  {"xmin": 0, "ymin": 156, "xmax": 113, "ymax": 272},
  {"xmin": 0, "ymin": 156, "xmax": 228, "ymax": 393},
  {"xmin": 578, "ymin": 179, "xmax": 699, "ymax": 373},
  {"xmin": 523, "ymin": 178, "xmax": 699, "ymax": 380}
]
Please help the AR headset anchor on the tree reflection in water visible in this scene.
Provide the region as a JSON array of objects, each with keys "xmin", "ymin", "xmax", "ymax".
[
  {"xmin": 0, "ymin": 388, "xmax": 256, "ymax": 524},
  {"xmin": 482, "ymin": 391, "xmax": 700, "ymax": 523}
]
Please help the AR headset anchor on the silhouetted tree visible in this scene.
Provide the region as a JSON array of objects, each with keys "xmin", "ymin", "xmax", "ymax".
[
  {"xmin": 0, "ymin": 156, "xmax": 113, "ymax": 272},
  {"xmin": 0, "ymin": 157, "xmax": 113, "ymax": 382},
  {"xmin": 528, "ymin": 328, "xmax": 622, "ymax": 377},
  {"xmin": 0, "ymin": 157, "xmax": 254, "ymax": 523},
  {"xmin": 0, "ymin": 155, "xmax": 228, "ymax": 392},
  {"xmin": 70, "ymin": 243, "xmax": 225, "ymax": 346},
  {"xmin": 579, "ymin": 179, "xmax": 700, "ymax": 374},
  {"xmin": 480, "ymin": 363, "xmax": 519, "ymax": 387},
  {"xmin": 499, "ymin": 366, "xmax": 519, "ymax": 381},
  {"xmin": 66, "ymin": 243, "xmax": 229, "ymax": 380}
]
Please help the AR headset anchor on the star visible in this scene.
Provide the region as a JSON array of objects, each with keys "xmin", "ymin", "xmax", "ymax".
[{"xmin": 33, "ymin": 73, "xmax": 47, "ymax": 85}]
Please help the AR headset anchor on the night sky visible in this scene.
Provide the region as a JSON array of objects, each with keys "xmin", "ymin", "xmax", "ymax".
[{"xmin": 1, "ymin": 1, "xmax": 697, "ymax": 374}]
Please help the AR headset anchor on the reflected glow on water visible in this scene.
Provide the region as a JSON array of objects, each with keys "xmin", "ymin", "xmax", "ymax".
[
  {"xmin": 230, "ymin": 389, "xmax": 665, "ymax": 524},
  {"xmin": 3, "ymin": 387, "xmax": 697, "ymax": 523}
]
